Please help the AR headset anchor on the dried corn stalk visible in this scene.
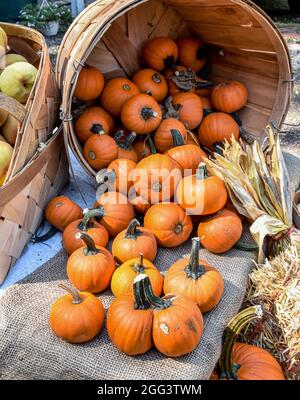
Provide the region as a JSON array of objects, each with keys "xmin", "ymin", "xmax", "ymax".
[
  {"xmin": 242, "ymin": 246, "xmax": 300, "ymax": 380},
  {"xmin": 205, "ymin": 125, "xmax": 300, "ymax": 262}
]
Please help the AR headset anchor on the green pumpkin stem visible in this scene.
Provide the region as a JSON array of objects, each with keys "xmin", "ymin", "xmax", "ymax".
[
  {"xmin": 83, "ymin": 206, "xmax": 105, "ymax": 222},
  {"xmin": 164, "ymin": 55, "xmax": 176, "ymax": 69},
  {"xmin": 171, "ymin": 129, "xmax": 185, "ymax": 147},
  {"xmin": 96, "ymin": 169, "xmax": 116, "ymax": 186},
  {"xmin": 58, "ymin": 283, "xmax": 83, "ymax": 304},
  {"xmin": 90, "ymin": 123, "xmax": 105, "ymax": 135},
  {"xmin": 145, "ymin": 135, "xmax": 157, "ymax": 154},
  {"xmin": 76, "ymin": 232, "xmax": 100, "ymax": 256},
  {"xmin": 196, "ymin": 162, "xmax": 208, "ymax": 180},
  {"xmin": 141, "ymin": 107, "xmax": 158, "ymax": 121},
  {"xmin": 141, "ymin": 274, "xmax": 172, "ymax": 310},
  {"xmin": 219, "ymin": 305, "xmax": 263, "ymax": 380},
  {"xmin": 133, "ymin": 274, "xmax": 151, "ymax": 310},
  {"xmin": 185, "ymin": 237, "xmax": 206, "ymax": 279},
  {"xmin": 133, "ymin": 253, "xmax": 146, "ymax": 274},
  {"xmin": 124, "ymin": 132, "xmax": 137, "ymax": 149},
  {"xmin": 125, "ymin": 219, "xmax": 142, "ymax": 239}
]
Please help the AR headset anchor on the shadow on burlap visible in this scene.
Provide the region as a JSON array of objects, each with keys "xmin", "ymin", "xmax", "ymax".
[{"xmin": 0, "ymin": 152, "xmax": 299, "ymax": 380}]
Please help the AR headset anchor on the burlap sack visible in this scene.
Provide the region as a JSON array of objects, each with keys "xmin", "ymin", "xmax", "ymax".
[{"xmin": 0, "ymin": 152, "xmax": 299, "ymax": 380}]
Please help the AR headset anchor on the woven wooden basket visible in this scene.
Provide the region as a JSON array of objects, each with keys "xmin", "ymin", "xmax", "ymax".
[
  {"xmin": 0, "ymin": 22, "xmax": 60, "ymax": 182},
  {"xmin": 56, "ymin": 0, "xmax": 293, "ymax": 178},
  {"xmin": 0, "ymin": 127, "xmax": 68, "ymax": 283}
]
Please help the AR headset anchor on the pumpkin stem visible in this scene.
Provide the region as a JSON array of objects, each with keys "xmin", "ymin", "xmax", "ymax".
[
  {"xmin": 196, "ymin": 162, "xmax": 208, "ymax": 180},
  {"xmin": 76, "ymin": 232, "xmax": 100, "ymax": 256},
  {"xmin": 171, "ymin": 129, "xmax": 185, "ymax": 147},
  {"xmin": 83, "ymin": 206, "xmax": 105, "ymax": 222},
  {"xmin": 185, "ymin": 237, "xmax": 206, "ymax": 279},
  {"xmin": 152, "ymin": 73, "xmax": 162, "ymax": 84},
  {"xmin": 141, "ymin": 107, "xmax": 158, "ymax": 121},
  {"xmin": 163, "ymin": 96, "xmax": 180, "ymax": 119},
  {"xmin": 133, "ymin": 253, "xmax": 146, "ymax": 274},
  {"xmin": 164, "ymin": 55, "xmax": 176, "ymax": 70},
  {"xmin": 58, "ymin": 283, "xmax": 83, "ymax": 304},
  {"xmin": 124, "ymin": 132, "xmax": 137, "ymax": 149},
  {"xmin": 96, "ymin": 169, "xmax": 116, "ymax": 186},
  {"xmin": 145, "ymin": 135, "xmax": 157, "ymax": 154},
  {"xmin": 90, "ymin": 123, "xmax": 105, "ymax": 135},
  {"xmin": 133, "ymin": 274, "xmax": 151, "ymax": 310},
  {"xmin": 125, "ymin": 219, "xmax": 142, "ymax": 239},
  {"xmin": 203, "ymin": 109, "xmax": 215, "ymax": 117},
  {"xmin": 31, "ymin": 225, "xmax": 58, "ymax": 243},
  {"xmin": 219, "ymin": 305, "xmax": 263, "ymax": 380},
  {"xmin": 141, "ymin": 274, "xmax": 173, "ymax": 309},
  {"xmin": 114, "ymin": 129, "xmax": 126, "ymax": 142},
  {"xmin": 171, "ymin": 69, "xmax": 213, "ymax": 91},
  {"xmin": 234, "ymin": 239, "xmax": 259, "ymax": 251},
  {"xmin": 78, "ymin": 215, "xmax": 94, "ymax": 231}
]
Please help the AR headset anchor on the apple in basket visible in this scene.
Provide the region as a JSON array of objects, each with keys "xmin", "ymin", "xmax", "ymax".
[
  {"xmin": 0, "ymin": 141, "xmax": 13, "ymax": 182},
  {"xmin": 0, "ymin": 61, "xmax": 38, "ymax": 103},
  {"xmin": 4, "ymin": 54, "xmax": 28, "ymax": 68},
  {"xmin": 0, "ymin": 26, "xmax": 8, "ymax": 50}
]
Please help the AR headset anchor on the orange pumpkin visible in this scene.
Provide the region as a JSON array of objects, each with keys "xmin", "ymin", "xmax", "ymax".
[
  {"xmin": 107, "ymin": 274, "xmax": 203, "ymax": 357},
  {"xmin": 144, "ymin": 203, "xmax": 192, "ymax": 247},
  {"xmin": 200, "ymin": 97, "xmax": 213, "ymax": 112},
  {"xmin": 176, "ymin": 162, "xmax": 228, "ymax": 215},
  {"xmin": 128, "ymin": 186, "xmax": 151, "ymax": 215},
  {"xmin": 164, "ymin": 237, "xmax": 224, "ymax": 312},
  {"xmin": 74, "ymin": 65, "xmax": 104, "ymax": 101},
  {"xmin": 45, "ymin": 196, "xmax": 83, "ymax": 232},
  {"xmin": 211, "ymin": 80, "xmax": 248, "ymax": 113},
  {"xmin": 100, "ymin": 77, "xmax": 140, "ymax": 117},
  {"xmin": 121, "ymin": 93, "xmax": 162, "ymax": 135},
  {"xmin": 75, "ymin": 106, "xmax": 114, "ymax": 143},
  {"xmin": 114, "ymin": 131, "xmax": 139, "ymax": 163},
  {"xmin": 62, "ymin": 214, "xmax": 109, "ymax": 255},
  {"xmin": 96, "ymin": 158, "xmax": 136, "ymax": 195},
  {"xmin": 112, "ymin": 219, "xmax": 157, "ymax": 263},
  {"xmin": 67, "ymin": 232, "xmax": 115, "ymax": 293},
  {"xmin": 93, "ymin": 191, "xmax": 135, "ymax": 237},
  {"xmin": 132, "ymin": 154, "xmax": 181, "ymax": 203},
  {"xmin": 83, "ymin": 132, "xmax": 118, "ymax": 170},
  {"xmin": 50, "ymin": 283, "xmax": 104, "ymax": 343},
  {"xmin": 154, "ymin": 118, "xmax": 187, "ymax": 153},
  {"xmin": 111, "ymin": 253, "xmax": 162, "ymax": 297},
  {"xmin": 198, "ymin": 112, "xmax": 240, "ymax": 150},
  {"xmin": 132, "ymin": 69, "xmax": 168, "ymax": 102},
  {"xmin": 165, "ymin": 129, "xmax": 206, "ymax": 174},
  {"xmin": 219, "ymin": 306, "xmax": 285, "ymax": 380},
  {"xmin": 172, "ymin": 92, "xmax": 203, "ymax": 130},
  {"xmin": 133, "ymin": 135, "xmax": 157, "ymax": 160},
  {"xmin": 143, "ymin": 37, "xmax": 178, "ymax": 71},
  {"xmin": 197, "ymin": 209, "xmax": 242, "ymax": 253},
  {"xmin": 177, "ymin": 37, "xmax": 206, "ymax": 73}
]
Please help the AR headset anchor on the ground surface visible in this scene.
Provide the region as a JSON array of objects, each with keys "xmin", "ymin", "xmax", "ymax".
[{"xmin": 45, "ymin": 17, "xmax": 300, "ymax": 156}]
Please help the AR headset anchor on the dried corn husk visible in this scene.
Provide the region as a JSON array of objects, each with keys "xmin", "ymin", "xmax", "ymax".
[
  {"xmin": 242, "ymin": 245, "xmax": 300, "ymax": 380},
  {"xmin": 205, "ymin": 125, "xmax": 300, "ymax": 262}
]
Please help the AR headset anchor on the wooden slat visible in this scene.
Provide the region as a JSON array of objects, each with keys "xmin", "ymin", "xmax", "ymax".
[
  {"xmin": 190, "ymin": 22, "xmax": 275, "ymax": 52},
  {"xmin": 166, "ymin": 0, "xmax": 235, "ymax": 6},
  {"xmin": 148, "ymin": 5, "xmax": 189, "ymax": 39},
  {"xmin": 8, "ymin": 36, "xmax": 40, "ymax": 65}
]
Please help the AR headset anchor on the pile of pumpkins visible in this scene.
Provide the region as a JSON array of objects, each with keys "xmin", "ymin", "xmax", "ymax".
[
  {"xmin": 0, "ymin": 26, "xmax": 38, "ymax": 186},
  {"xmin": 44, "ymin": 35, "xmax": 284, "ymax": 379}
]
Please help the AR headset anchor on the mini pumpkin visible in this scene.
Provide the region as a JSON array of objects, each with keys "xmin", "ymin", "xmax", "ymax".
[
  {"xmin": 197, "ymin": 208, "xmax": 242, "ymax": 253},
  {"xmin": 67, "ymin": 232, "xmax": 115, "ymax": 293},
  {"xmin": 62, "ymin": 213, "xmax": 109, "ymax": 255},
  {"xmin": 219, "ymin": 306, "xmax": 285, "ymax": 380},
  {"xmin": 121, "ymin": 93, "xmax": 162, "ymax": 135},
  {"xmin": 114, "ymin": 131, "xmax": 139, "ymax": 163},
  {"xmin": 177, "ymin": 37, "xmax": 206, "ymax": 73},
  {"xmin": 112, "ymin": 219, "xmax": 157, "ymax": 263},
  {"xmin": 165, "ymin": 129, "xmax": 206, "ymax": 174},
  {"xmin": 83, "ymin": 132, "xmax": 118, "ymax": 170},
  {"xmin": 198, "ymin": 112, "xmax": 240, "ymax": 150},
  {"xmin": 111, "ymin": 253, "xmax": 162, "ymax": 297},
  {"xmin": 211, "ymin": 80, "xmax": 248, "ymax": 113},
  {"xmin": 93, "ymin": 191, "xmax": 135, "ymax": 237},
  {"xmin": 164, "ymin": 237, "xmax": 224, "ymax": 312},
  {"xmin": 107, "ymin": 274, "xmax": 203, "ymax": 357},
  {"xmin": 132, "ymin": 154, "xmax": 182, "ymax": 203},
  {"xmin": 132, "ymin": 69, "xmax": 168, "ymax": 102},
  {"xmin": 75, "ymin": 107, "xmax": 114, "ymax": 143},
  {"xmin": 144, "ymin": 203, "xmax": 192, "ymax": 247},
  {"xmin": 49, "ymin": 283, "xmax": 104, "ymax": 343},
  {"xmin": 154, "ymin": 118, "xmax": 187, "ymax": 153},
  {"xmin": 133, "ymin": 135, "xmax": 157, "ymax": 160},
  {"xmin": 74, "ymin": 65, "xmax": 104, "ymax": 101},
  {"xmin": 45, "ymin": 196, "xmax": 83, "ymax": 232},
  {"xmin": 175, "ymin": 162, "xmax": 228, "ymax": 215},
  {"xmin": 100, "ymin": 77, "xmax": 140, "ymax": 117},
  {"xmin": 96, "ymin": 158, "xmax": 136, "ymax": 195},
  {"xmin": 143, "ymin": 37, "xmax": 178, "ymax": 71},
  {"xmin": 172, "ymin": 92, "xmax": 203, "ymax": 130}
]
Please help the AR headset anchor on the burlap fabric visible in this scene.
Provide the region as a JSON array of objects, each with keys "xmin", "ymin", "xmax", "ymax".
[{"xmin": 0, "ymin": 152, "xmax": 299, "ymax": 380}]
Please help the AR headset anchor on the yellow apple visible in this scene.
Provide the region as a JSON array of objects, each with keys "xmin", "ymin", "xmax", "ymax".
[
  {"xmin": 0, "ymin": 109, "xmax": 8, "ymax": 127},
  {"xmin": 2, "ymin": 114, "xmax": 18, "ymax": 145},
  {"xmin": 0, "ymin": 141, "xmax": 13, "ymax": 177},
  {"xmin": 0, "ymin": 61, "xmax": 38, "ymax": 103},
  {"xmin": 0, "ymin": 134, "xmax": 7, "ymax": 142},
  {"xmin": 4, "ymin": 54, "xmax": 28, "ymax": 68},
  {"xmin": 0, "ymin": 27, "xmax": 8, "ymax": 50}
]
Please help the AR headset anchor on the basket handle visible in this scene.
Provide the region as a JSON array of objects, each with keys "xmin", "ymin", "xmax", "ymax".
[{"xmin": 0, "ymin": 92, "xmax": 26, "ymax": 122}]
